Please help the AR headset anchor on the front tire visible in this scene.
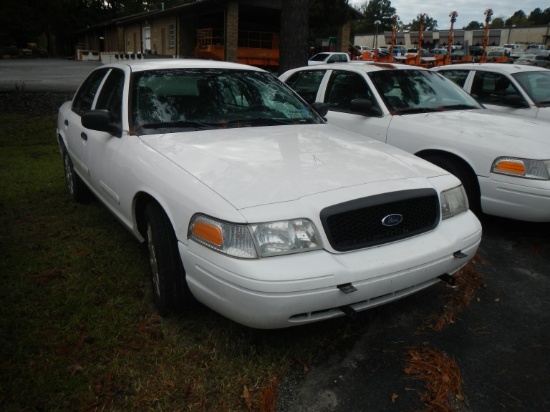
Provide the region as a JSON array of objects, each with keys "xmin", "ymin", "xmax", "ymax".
[
  {"xmin": 145, "ymin": 202, "xmax": 193, "ymax": 316},
  {"xmin": 422, "ymin": 154, "xmax": 481, "ymax": 216},
  {"xmin": 62, "ymin": 150, "xmax": 90, "ymax": 203}
]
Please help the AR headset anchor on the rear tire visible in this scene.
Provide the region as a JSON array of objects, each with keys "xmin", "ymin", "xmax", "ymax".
[
  {"xmin": 144, "ymin": 202, "xmax": 193, "ymax": 316},
  {"xmin": 421, "ymin": 154, "xmax": 481, "ymax": 216}
]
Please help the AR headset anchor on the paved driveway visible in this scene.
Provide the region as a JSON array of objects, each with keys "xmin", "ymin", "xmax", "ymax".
[
  {"xmin": 278, "ymin": 214, "xmax": 550, "ymax": 411},
  {"xmin": 0, "ymin": 59, "xmax": 101, "ymax": 92}
]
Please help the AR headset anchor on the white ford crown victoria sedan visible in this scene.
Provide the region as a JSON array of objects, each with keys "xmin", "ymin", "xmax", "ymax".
[
  {"xmin": 57, "ymin": 60, "xmax": 481, "ymax": 329},
  {"xmin": 280, "ymin": 62, "xmax": 550, "ymax": 222},
  {"xmin": 432, "ymin": 63, "xmax": 550, "ymax": 122}
]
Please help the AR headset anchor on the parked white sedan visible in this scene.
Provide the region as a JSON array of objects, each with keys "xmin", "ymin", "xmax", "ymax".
[
  {"xmin": 57, "ymin": 60, "xmax": 481, "ymax": 329},
  {"xmin": 432, "ymin": 63, "xmax": 550, "ymax": 121},
  {"xmin": 280, "ymin": 62, "xmax": 550, "ymax": 222}
]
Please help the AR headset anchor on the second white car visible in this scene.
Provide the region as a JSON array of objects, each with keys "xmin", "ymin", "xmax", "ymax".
[{"xmin": 281, "ymin": 62, "xmax": 550, "ymax": 222}]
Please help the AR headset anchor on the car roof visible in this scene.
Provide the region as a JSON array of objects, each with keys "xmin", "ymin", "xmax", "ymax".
[
  {"xmin": 99, "ymin": 59, "xmax": 266, "ymax": 73},
  {"xmin": 287, "ymin": 62, "xmax": 427, "ymax": 74},
  {"xmin": 313, "ymin": 52, "xmax": 346, "ymax": 56},
  {"xmin": 433, "ymin": 63, "xmax": 545, "ymax": 74}
]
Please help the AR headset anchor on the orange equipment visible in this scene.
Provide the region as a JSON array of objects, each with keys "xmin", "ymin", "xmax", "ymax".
[
  {"xmin": 479, "ymin": 9, "xmax": 493, "ymax": 63},
  {"xmin": 415, "ymin": 14, "xmax": 426, "ymax": 66},
  {"xmin": 195, "ymin": 28, "xmax": 279, "ymax": 69},
  {"xmin": 388, "ymin": 14, "xmax": 399, "ymax": 60},
  {"xmin": 445, "ymin": 11, "xmax": 458, "ymax": 65}
]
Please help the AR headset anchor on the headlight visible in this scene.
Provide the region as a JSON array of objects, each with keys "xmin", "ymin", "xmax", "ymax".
[
  {"xmin": 250, "ymin": 219, "xmax": 322, "ymax": 257},
  {"xmin": 188, "ymin": 214, "xmax": 322, "ymax": 259},
  {"xmin": 440, "ymin": 185, "xmax": 469, "ymax": 220},
  {"xmin": 491, "ymin": 157, "xmax": 550, "ymax": 180}
]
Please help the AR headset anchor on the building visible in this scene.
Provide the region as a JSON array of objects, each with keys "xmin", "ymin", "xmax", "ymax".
[
  {"xmin": 354, "ymin": 25, "xmax": 550, "ymax": 51},
  {"xmin": 76, "ymin": 0, "xmax": 362, "ymax": 70}
]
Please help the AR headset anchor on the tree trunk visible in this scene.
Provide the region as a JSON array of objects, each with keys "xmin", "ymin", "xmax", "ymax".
[{"xmin": 279, "ymin": 0, "xmax": 309, "ymax": 75}]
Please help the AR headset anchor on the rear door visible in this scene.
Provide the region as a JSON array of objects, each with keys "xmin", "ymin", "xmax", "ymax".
[{"xmin": 63, "ymin": 68, "xmax": 110, "ymax": 185}]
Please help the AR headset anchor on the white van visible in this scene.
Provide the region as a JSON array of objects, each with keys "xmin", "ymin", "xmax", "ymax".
[
  {"xmin": 503, "ymin": 44, "xmax": 524, "ymax": 55},
  {"xmin": 527, "ymin": 44, "xmax": 548, "ymax": 52}
]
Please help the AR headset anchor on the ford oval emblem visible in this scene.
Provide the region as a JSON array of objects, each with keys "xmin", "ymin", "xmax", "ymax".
[{"xmin": 381, "ymin": 214, "xmax": 403, "ymax": 227}]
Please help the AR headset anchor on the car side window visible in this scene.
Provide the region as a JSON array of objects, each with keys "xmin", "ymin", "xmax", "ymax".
[
  {"xmin": 72, "ymin": 68, "xmax": 110, "ymax": 116},
  {"xmin": 95, "ymin": 69, "xmax": 125, "ymax": 126},
  {"xmin": 284, "ymin": 70, "xmax": 326, "ymax": 103},
  {"xmin": 438, "ymin": 70, "xmax": 469, "ymax": 88},
  {"xmin": 472, "ymin": 72, "xmax": 524, "ymax": 106},
  {"xmin": 324, "ymin": 71, "xmax": 378, "ymax": 114}
]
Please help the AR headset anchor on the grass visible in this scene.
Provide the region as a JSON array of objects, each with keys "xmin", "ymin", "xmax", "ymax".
[
  {"xmin": 0, "ymin": 108, "xmax": 484, "ymax": 411},
  {"xmin": 0, "ymin": 111, "xmax": 376, "ymax": 411}
]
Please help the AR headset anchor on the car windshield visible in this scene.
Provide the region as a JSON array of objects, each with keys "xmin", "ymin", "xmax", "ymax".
[
  {"xmin": 512, "ymin": 70, "xmax": 550, "ymax": 106},
  {"xmin": 130, "ymin": 68, "xmax": 322, "ymax": 134},
  {"xmin": 368, "ymin": 69, "xmax": 482, "ymax": 114}
]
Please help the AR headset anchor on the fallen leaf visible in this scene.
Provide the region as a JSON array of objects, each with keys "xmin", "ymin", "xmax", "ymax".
[
  {"xmin": 294, "ymin": 357, "xmax": 310, "ymax": 373},
  {"xmin": 391, "ymin": 393, "xmax": 399, "ymax": 403},
  {"xmin": 67, "ymin": 364, "xmax": 84, "ymax": 375},
  {"xmin": 243, "ymin": 384, "xmax": 253, "ymax": 412}
]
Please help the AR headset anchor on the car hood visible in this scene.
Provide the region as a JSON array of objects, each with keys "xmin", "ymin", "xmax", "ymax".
[
  {"xmin": 140, "ymin": 124, "xmax": 446, "ymax": 210},
  {"xmin": 393, "ymin": 109, "xmax": 550, "ymax": 156}
]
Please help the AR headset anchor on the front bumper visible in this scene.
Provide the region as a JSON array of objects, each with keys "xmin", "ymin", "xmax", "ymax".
[
  {"xmin": 180, "ymin": 211, "xmax": 482, "ymax": 329},
  {"xmin": 479, "ymin": 174, "xmax": 550, "ymax": 222}
]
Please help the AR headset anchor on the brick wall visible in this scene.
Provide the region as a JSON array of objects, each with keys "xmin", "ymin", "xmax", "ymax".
[
  {"xmin": 150, "ymin": 16, "xmax": 178, "ymax": 56},
  {"xmin": 124, "ymin": 24, "xmax": 141, "ymax": 53}
]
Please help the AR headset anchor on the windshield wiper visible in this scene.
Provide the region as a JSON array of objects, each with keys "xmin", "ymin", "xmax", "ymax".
[
  {"xmin": 221, "ymin": 118, "xmax": 313, "ymax": 127},
  {"xmin": 440, "ymin": 104, "xmax": 480, "ymax": 111},
  {"xmin": 392, "ymin": 107, "xmax": 438, "ymax": 115},
  {"xmin": 137, "ymin": 120, "xmax": 216, "ymax": 131},
  {"xmin": 393, "ymin": 104, "xmax": 479, "ymax": 115}
]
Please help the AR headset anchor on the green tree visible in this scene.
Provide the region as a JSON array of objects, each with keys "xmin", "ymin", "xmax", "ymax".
[
  {"xmin": 309, "ymin": 0, "xmax": 351, "ymax": 28},
  {"xmin": 490, "ymin": 17, "xmax": 505, "ymax": 28},
  {"xmin": 505, "ymin": 10, "xmax": 529, "ymax": 27},
  {"xmin": 356, "ymin": 0, "xmax": 396, "ymax": 33},
  {"xmin": 408, "ymin": 14, "xmax": 437, "ymax": 31},
  {"xmin": 463, "ymin": 21, "xmax": 483, "ymax": 29},
  {"xmin": 527, "ymin": 7, "xmax": 550, "ymax": 25}
]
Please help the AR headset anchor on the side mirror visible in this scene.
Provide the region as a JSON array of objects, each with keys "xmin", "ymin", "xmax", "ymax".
[
  {"xmin": 350, "ymin": 98, "xmax": 383, "ymax": 116},
  {"xmin": 82, "ymin": 110, "xmax": 122, "ymax": 137},
  {"xmin": 311, "ymin": 102, "xmax": 329, "ymax": 117}
]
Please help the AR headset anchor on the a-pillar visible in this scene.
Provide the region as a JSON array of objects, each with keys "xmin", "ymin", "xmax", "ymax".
[{"xmin": 224, "ymin": 2, "xmax": 238, "ymax": 62}]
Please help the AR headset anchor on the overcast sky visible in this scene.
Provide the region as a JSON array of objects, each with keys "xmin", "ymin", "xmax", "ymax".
[{"xmin": 348, "ymin": 0, "xmax": 549, "ymax": 30}]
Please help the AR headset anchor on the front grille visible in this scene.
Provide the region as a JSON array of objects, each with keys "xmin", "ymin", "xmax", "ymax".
[{"xmin": 320, "ymin": 189, "xmax": 439, "ymax": 251}]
